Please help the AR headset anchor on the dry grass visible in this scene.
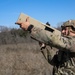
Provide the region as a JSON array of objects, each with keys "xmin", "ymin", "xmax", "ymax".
[{"xmin": 0, "ymin": 43, "xmax": 52, "ymax": 75}]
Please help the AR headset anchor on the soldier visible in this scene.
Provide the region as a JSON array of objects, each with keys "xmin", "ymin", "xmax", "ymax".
[{"xmin": 15, "ymin": 19, "xmax": 75, "ymax": 75}]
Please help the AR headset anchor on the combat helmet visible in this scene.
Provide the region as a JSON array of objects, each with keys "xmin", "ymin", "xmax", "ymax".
[{"xmin": 61, "ymin": 20, "xmax": 75, "ymax": 28}]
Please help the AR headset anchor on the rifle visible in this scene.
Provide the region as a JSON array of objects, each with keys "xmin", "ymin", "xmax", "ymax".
[{"xmin": 16, "ymin": 13, "xmax": 61, "ymax": 37}]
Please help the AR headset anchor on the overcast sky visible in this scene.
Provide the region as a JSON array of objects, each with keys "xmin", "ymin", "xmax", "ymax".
[{"xmin": 0, "ymin": 0, "xmax": 75, "ymax": 28}]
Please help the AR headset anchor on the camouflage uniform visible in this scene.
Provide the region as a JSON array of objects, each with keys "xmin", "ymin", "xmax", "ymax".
[{"xmin": 30, "ymin": 20, "xmax": 75, "ymax": 75}]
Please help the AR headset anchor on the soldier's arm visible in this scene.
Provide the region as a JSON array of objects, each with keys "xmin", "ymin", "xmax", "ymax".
[
  {"xmin": 29, "ymin": 25, "xmax": 75, "ymax": 52},
  {"xmin": 15, "ymin": 15, "xmax": 75, "ymax": 52}
]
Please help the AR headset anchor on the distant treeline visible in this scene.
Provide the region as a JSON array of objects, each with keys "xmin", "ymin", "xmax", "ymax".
[
  {"xmin": 0, "ymin": 27, "xmax": 36, "ymax": 45},
  {"xmin": 0, "ymin": 25, "xmax": 61, "ymax": 45}
]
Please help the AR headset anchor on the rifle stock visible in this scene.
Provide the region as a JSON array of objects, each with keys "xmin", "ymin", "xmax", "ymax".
[{"xmin": 16, "ymin": 13, "xmax": 61, "ymax": 36}]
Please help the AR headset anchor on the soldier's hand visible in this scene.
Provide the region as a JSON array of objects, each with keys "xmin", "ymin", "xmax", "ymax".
[
  {"xmin": 15, "ymin": 17, "xmax": 30, "ymax": 30},
  {"xmin": 39, "ymin": 42, "xmax": 46, "ymax": 50}
]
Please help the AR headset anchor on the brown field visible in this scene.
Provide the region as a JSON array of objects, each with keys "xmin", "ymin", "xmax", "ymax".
[{"xmin": 0, "ymin": 43, "xmax": 53, "ymax": 75}]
